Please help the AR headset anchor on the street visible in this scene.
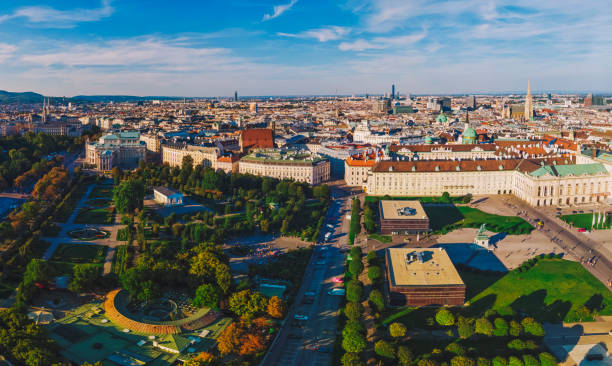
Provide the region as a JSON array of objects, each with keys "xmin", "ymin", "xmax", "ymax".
[{"xmin": 262, "ymin": 186, "xmax": 352, "ymax": 366}]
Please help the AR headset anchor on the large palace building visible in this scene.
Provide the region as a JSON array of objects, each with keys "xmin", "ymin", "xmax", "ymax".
[
  {"xmin": 239, "ymin": 148, "xmax": 330, "ymax": 185},
  {"xmin": 363, "ymin": 157, "xmax": 610, "ymax": 207},
  {"xmin": 86, "ymin": 131, "xmax": 147, "ymax": 170}
]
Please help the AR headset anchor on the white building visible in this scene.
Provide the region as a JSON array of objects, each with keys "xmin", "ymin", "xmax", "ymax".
[
  {"xmin": 161, "ymin": 143, "xmax": 219, "ymax": 168},
  {"xmin": 153, "ymin": 187, "xmax": 183, "ymax": 206},
  {"xmin": 85, "ymin": 131, "xmax": 146, "ymax": 170},
  {"xmin": 239, "ymin": 148, "xmax": 330, "ymax": 185}
]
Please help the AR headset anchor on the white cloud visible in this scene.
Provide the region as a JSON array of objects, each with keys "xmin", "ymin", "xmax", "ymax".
[
  {"xmin": 339, "ymin": 32, "xmax": 426, "ymax": 51},
  {"xmin": 0, "ymin": 0, "xmax": 114, "ymax": 28},
  {"xmin": 0, "ymin": 43, "xmax": 17, "ymax": 63},
  {"xmin": 278, "ymin": 26, "xmax": 351, "ymax": 42},
  {"xmin": 263, "ymin": 0, "xmax": 298, "ymax": 21}
]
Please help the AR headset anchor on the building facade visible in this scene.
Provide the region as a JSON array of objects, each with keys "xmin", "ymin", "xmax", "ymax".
[
  {"xmin": 86, "ymin": 131, "xmax": 146, "ymax": 170},
  {"xmin": 239, "ymin": 149, "xmax": 330, "ymax": 185},
  {"xmin": 161, "ymin": 144, "xmax": 219, "ymax": 168}
]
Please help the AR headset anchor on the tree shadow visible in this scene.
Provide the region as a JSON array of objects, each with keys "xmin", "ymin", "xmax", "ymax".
[
  {"xmin": 509, "ymin": 289, "xmax": 572, "ymax": 322},
  {"xmin": 511, "ymin": 289, "xmax": 547, "ymax": 318},
  {"xmin": 464, "ymin": 294, "xmax": 497, "ymax": 317},
  {"xmin": 585, "ymin": 293, "xmax": 604, "ymax": 313}
]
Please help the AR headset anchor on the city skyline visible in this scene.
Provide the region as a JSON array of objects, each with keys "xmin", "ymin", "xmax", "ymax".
[{"xmin": 0, "ymin": 0, "xmax": 611, "ymax": 96}]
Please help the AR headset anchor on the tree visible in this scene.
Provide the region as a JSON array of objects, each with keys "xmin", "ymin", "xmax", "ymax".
[
  {"xmin": 111, "ymin": 166, "xmax": 122, "ymax": 185},
  {"xmin": 475, "ymin": 317, "xmax": 494, "ymax": 336},
  {"xmin": 418, "ymin": 359, "xmax": 439, "ymax": 366},
  {"xmin": 446, "ymin": 342, "xmax": 466, "ymax": 356},
  {"xmin": 215, "ymin": 264, "xmax": 232, "ymax": 294},
  {"xmin": 69, "ymin": 264, "xmax": 101, "ymax": 293},
  {"xmin": 23, "ymin": 259, "xmax": 54, "ymax": 286},
  {"xmin": 343, "ymin": 321, "xmax": 365, "ymax": 338},
  {"xmin": 345, "ymin": 301, "xmax": 363, "ymax": 321},
  {"xmin": 493, "ymin": 317, "xmax": 508, "ymax": 337},
  {"xmin": 192, "ymin": 284, "xmax": 220, "ymax": 309},
  {"xmin": 375, "ymin": 340, "xmax": 396, "ymax": 359},
  {"xmin": 349, "ymin": 258, "xmax": 363, "ymax": 276},
  {"xmin": 113, "ymin": 179, "xmax": 145, "ymax": 214},
  {"xmin": 346, "ymin": 280, "xmax": 363, "ymax": 303},
  {"xmin": 477, "ymin": 358, "xmax": 492, "ymax": 366},
  {"xmin": 509, "ymin": 320, "xmax": 522, "ymax": 337},
  {"xmin": 247, "ymin": 292, "xmax": 268, "ymax": 317},
  {"xmin": 538, "ymin": 353, "xmax": 557, "ymax": 366},
  {"xmin": 368, "ymin": 289, "xmax": 385, "ymax": 313},
  {"xmin": 184, "ymin": 352, "xmax": 215, "ymax": 366},
  {"xmin": 436, "ymin": 307, "xmax": 455, "ymax": 326},
  {"xmin": 267, "ymin": 296, "xmax": 286, "ymax": 319},
  {"xmin": 342, "ymin": 352, "xmax": 365, "ymax": 366},
  {"xmin": 521, "ymin": 317, "xmax": 545, "ymax": 337},
  {"xmin": 239, "ymin": 333, "xmax": 266, "ymax": 356},
  {"xmin": 342, "ymin": 331, "xmax": 366, "ymax": 353},
  {"xmin": 522, "ymin": 355, "xmax": 539, "ymax": 366},
  {"xmin": 441, "ymin": 191, "xmax": 451, "ymax": 203},
  {"xmin": 389, "ymin": 322, "xmax": 407, "ymax": 338},
  {"xmin": 507, "ymin": 339, "xmax": 526, "ymax": 351},
  {"xmin": 508, "ymin": 356, "xmax": 523, "ymax": 366},
  {"xmin": 492, "ymin": 357, "xmax": 508, "ymax": 366},
  {"xmin": 457, "ymin": 316, "xmax": 475, "ymax": 339},
  {"xmin": 451, "ymin": 356, "xmax": 475, "ymax": 366},
  {"xmin": 217, "ymin": 322, "xmax": 245, "ymax": 355},
  {"xmin": 397, "ymin": 346, "xmax": 414, "ymax": 366},
  {"xmin": 367, "ymin": 266, "xmax": 382, "ymax": 283}
]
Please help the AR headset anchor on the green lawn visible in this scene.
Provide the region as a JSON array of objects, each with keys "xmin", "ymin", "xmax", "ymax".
[
  {"xmin": 89, "ymin": 184, "xmax": 114, "ymax": 199},
  {"xmin": 73, "ymin": 207, "xmax": 115, "ymax": 224},
  {"xmin": 365, "ymin": 195, "xmax": 468, "ymax": 204},
  {"xmin": 470, "ymin": 258, "xmax": 612, "ymax": 322},
  {"xmin": 51, "ymin": 244, "xmax": 108, "ymax": 264},
  {"xmin": 424, "ymin": 205, "xmax": 533, "ymax": 234},
  {"xmin": 368, "ymin": 233, "xmax": 392, "ymax": 243},
  {"xmin": 561, "ymin": 213, "xmax": 611, "ymax": 230}
]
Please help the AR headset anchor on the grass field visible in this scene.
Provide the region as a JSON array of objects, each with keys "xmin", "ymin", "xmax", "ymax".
[
  {"xmin": 74, "ymin": 207, "xmax": 115, "ymax": 224},
  {"xmin": 424, "ymin": 205, "xmax": 533, "ymax": 234},
  {"xmin": 561, "ymin": 213, "xmax": 611, "ymax": 230},
  {"xmin": 365, "ymin": 195, "xmax": 469, "ymax": 204},
  {"xmin": 89, "ymin": 184, "xmax": 114, "ymax": 199},
  {"xmin": 470, "ymin": 258, "xmax": 612, "ymax": 322},
  {"xmin": 368, "ymin": 233, "xmax": 392, "ymax": 243},
  {"xmin": 51, "ymin": 244, "xmax": 107, "ymax": 264}
]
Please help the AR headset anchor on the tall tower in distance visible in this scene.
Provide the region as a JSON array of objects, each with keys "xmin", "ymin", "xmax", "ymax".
[
  {"xmin": 391, "ymin": 84, "xmax": 395, "ymax": 100},
  {"xmin": 524, "ymin": 80, "xmax": 534, "ymax": 121},
  {"xmin": 234, "ymin": 91, "xmax": 238, "ymax": 102}
]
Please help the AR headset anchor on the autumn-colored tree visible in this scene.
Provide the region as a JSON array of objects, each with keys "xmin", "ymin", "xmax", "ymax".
[
  {"xmin": 267, "ymin": 296, "xmax": 286, "ymax": 318},
  {"xmin": 239, "ymin": 333, "xmax": 266, "ymax": 355},
  {"xmin": 184, "ymin": 352, "xmax": 215, "ymax": 366},
  {"xmin": 252, "ymin": 316, "xmax": 270, "ymax": 329},
  {"xmin": 217, "ymin": 322, "xmax": 245, "ymax": 355}
]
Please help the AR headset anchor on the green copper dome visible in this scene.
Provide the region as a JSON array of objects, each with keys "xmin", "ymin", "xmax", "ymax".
[
  {"xmin": 425, "ymin": 135, "xmax": 433, "ymax": 144},
  {"xmin": 436, "ymin": 113, "xmax": 448, "ymax": 123},
  {"xmin": 463, "ymin": 126, "xmax": 477, "ymax": 138}
]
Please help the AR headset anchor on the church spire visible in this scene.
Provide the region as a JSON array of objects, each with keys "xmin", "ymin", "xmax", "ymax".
[{"xmin": 524, "ymin": 80, "xmax": 534, "ymax": 121}]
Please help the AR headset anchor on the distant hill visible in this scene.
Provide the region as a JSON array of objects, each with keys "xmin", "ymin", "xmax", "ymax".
[
  {"xmin": 71, "ymin": 95, "xmax": 183, "ymax": 103},
  {"xmin": 0, "ymin": 90, "xmax": 44, "ymax": 104}
]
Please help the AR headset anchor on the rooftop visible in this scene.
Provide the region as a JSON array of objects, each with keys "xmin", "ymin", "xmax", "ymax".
[
  {"xmin": 241, "ymin": 148, "xmax": 327, "ymax": 165},
  {"xmin": 386, "ymin": 248, "xmax": 464, "ymax": 287},
  {"xmin": 379, "ymin": 200, "xmax": 428, "ymax": 221}
]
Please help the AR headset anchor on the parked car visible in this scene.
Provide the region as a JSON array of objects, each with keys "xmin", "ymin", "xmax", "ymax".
[
  {"xmin": 332, "ymin": 277, "xmax": 344, "ymax": 283},
  {"xmin": 578, "ymin": 228, "xmax": 587, "ymax": 232},
  {"xmin": 328, "ymin": 288, "xmax": 346, "ymax": 296},
  {"xmin": 294, "ymin": 314, "xmax": 309, "ymax": 321}
]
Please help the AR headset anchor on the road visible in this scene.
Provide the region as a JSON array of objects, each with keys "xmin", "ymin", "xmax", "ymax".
[
  {"xmin": 499, "ymin": 196, "xmax": 612, "ymax": 287},
  {"xmin": 263, "ymin": 186, "xmax": 353, "ymax": 366}
]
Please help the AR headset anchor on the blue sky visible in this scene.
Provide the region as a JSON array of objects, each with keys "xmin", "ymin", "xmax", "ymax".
[{"xmin": 0, "ymin": 0, "xmax": 611, "ymax": 96}]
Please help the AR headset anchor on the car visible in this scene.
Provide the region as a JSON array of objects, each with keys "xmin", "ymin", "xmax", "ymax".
[
  {"xmin": 317, "ymin": 346, "xmax": 332, "ymax": 353},
  {"xmin": 332, "ymin": 277, "xmax": 344, "ymax": 283},
  {"xmin": 328, "ymin": 288, "xmax": 346, "ymax": 296},
  {"xmin": 578, "ymin": 228, "xmax": 587, "ymax": 232},
  {"xmin": 304, "ymin": 291, "xmax": 316, "ymax": 297},
  {"xmin": 294, "ymin": 314, "xmax": 309, "ymax": 321},
  {"xmin": 316, "ymin": 260, "xmax": 326, "ymax": 265}
]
